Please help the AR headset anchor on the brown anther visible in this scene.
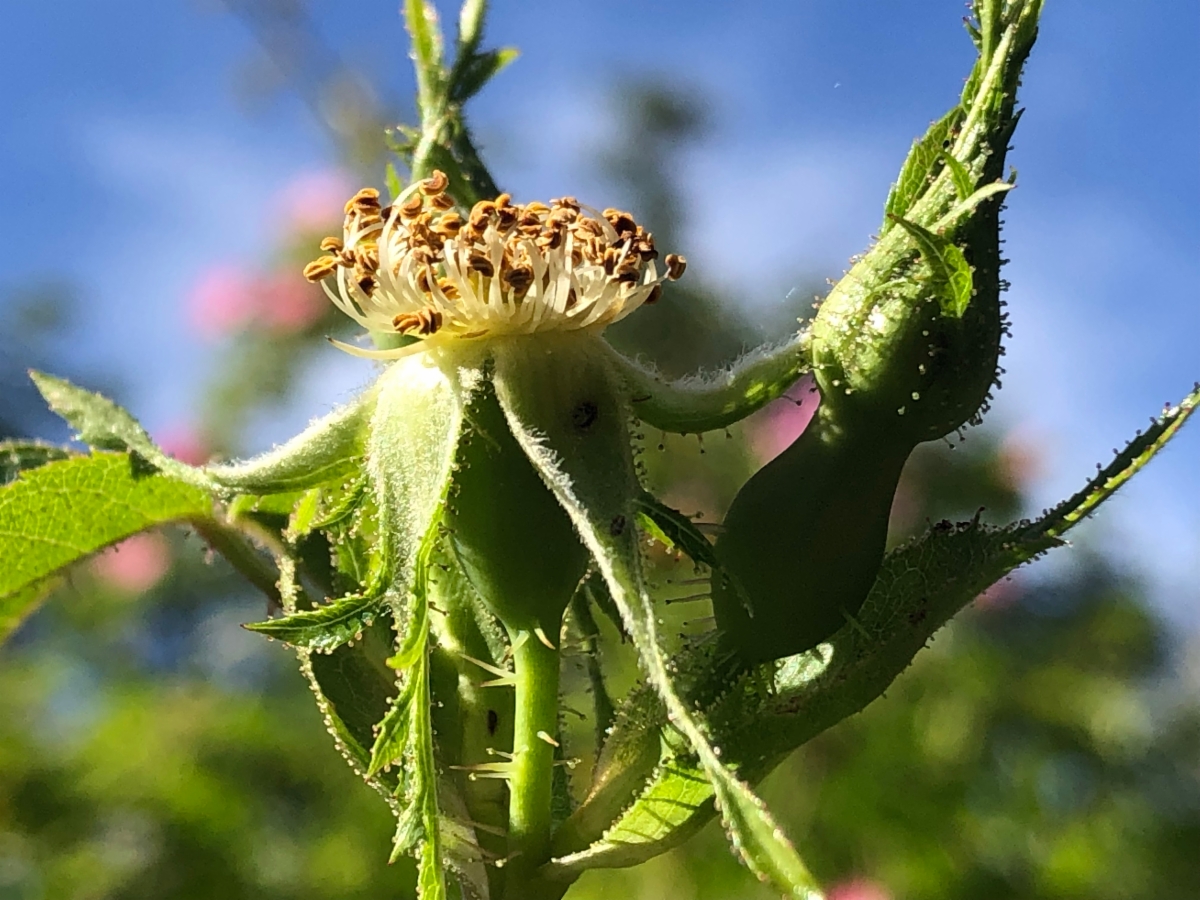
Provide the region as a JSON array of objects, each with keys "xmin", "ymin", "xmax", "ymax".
[
  {"xmin": 503, "ymin": 266, "xmax": 535, "ymax": 293},
  {"xmin": 468, "ymin": 253, "xmax": 495, "ymax": 278},
  {"xmin": 344, "ymin": 187, "xmax": 381, "ymax": 214},
  {"xmin": 525, "ymin": 201, "xmax": 551, "ymax": 215},
  {"xmin": 469, "ymin": 200, "xmax": 496, "ymax": 230},
  {"xmin": 553, "ymin": 196, "xmax": 580, "ymax": 212},
  {"xmin": 494, "ymin": 192, "xmax": 513, "ymax": 209},
  {"xmin": 429, "ymin": 192, "xmax": 456, "ymax": 211},
  {"xmin": 436, "ymin": 278, "xmax": 460, "ymax": 300},
  {"xmin": 338, "ymin": 248, "xmax": 357, "ymax": 267},
  {"xmin": 434, "ymin": 212, "xmax": 464, "ymax": 234},
  {"xmin": 357, "ymin": 246, "xmax": 380, "ymax": 273},
  {"xmin": 356, "ymin": 273, "xmax": 377, "ymax": 294},
  {"xmin": 400, "ymin": 193, "xmax": 425, "ymax": 218},
  {"xmin": 536, "ymin": 229, "xmax": 564, "ymax": 251},
  {"xmin": 319, "ymin": 236, "xmax": 343, "ymax": 252},
  {"xmin": 577, "ymin": 217, "xmax": 605, "ymax": 238},
  {"xmin": 420, "ymin": 171, "xmax": 449, "ymax": 194},
  {"xmin": 645, "ymin": 284, "xmax": 663, "ymax": 305},
  {"xmin": 302, "ymin": 256, "xmax": 339, "ymax": 282},
  {"xmin": 665, "ymin": 253, "xmax": 687, "ymax": 280},
  {"xmin": 603, "ymin": 208, "xmax": 637, "ymax": 235},
  {"xmin": 393, "ymin": 308, "xmax": 443, "ymax": 336}
]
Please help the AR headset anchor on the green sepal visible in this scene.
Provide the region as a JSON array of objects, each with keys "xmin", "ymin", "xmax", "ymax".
[
  {"xmin": 492, "ymin": 334, "xmax": 822, "ymax": 898},
  {"xmin": 553, "ymin": 381, "xmax": 1198, "ymax": 874},
  {"xmin": 887, "ymin": 214, "xmax": 974, "ymax": 318},
  {"xmin": 206, "ymin": 389, "xmax": 376, "ymax": 496},
  {"xmin": 243, "ymin": 592, "xmax": 384, "ymax": 652},
  {"xmin": 450, "ymin": 47, "xmax": 519, "ymax": 103},
  {"xmin": 604, "ymin": 337, "xmax": 810, "ymax": 434},
  {"xmin": 366, "ymin": 353, "xmax": 465, "ymax": 602}
]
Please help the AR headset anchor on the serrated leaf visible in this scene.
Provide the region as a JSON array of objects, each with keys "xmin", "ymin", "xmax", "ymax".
[
  {"xmin": 940, "ymin": 150, "xmax": 975, "ymax": 200},
  {"xmin": 0, "ymin": 452, "xmax": 212, "ymax": 601},
  {"xmin": 1027, "ymin": 382, "xmax": 1199, "ymax": 540},
  {"xmin": 882, "ymin": 107, "xmax": 959, "ymax": 230},
  {"xmin": 633, "ymin": 492, "xmax": 719, "ymax": 569},
  {"xmin": 493, "ymin": 335, "xmax": 822, "ymax": 898},
  {"xmin": 888, "ymin": 214, "xmax": 974, "ymax": 318},
  {"xmin": 244, "ymin": 592, "xmax": 384, "ymax": 652},
  {"xmin": 368, "ymin": 672, "xmax": 419, "ymax": 778},
  {"xmin": 31, "ymin": 371, "xmax": 163, "ymax": 458},
  {"xmin": 450, "ymin": 47, "xmax": 519, "ymax": 104}
]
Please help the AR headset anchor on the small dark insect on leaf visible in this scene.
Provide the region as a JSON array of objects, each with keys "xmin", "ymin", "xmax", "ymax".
[
  {"xmin": 609, "ymin": 514, "xmax": 626, "ymax": 537},
  {"xmin": 487, "ymin": 709, "xmax": 499, "ymax": 735}
]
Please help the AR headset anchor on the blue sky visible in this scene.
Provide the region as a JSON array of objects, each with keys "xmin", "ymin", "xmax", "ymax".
[{"xmin": 2, "ymin": 1, "xmax": 1197, "ymax": 627}]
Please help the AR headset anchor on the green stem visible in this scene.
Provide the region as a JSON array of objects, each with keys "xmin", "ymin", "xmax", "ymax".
[{"xmin": 506, "ymin": 629, "xmax": 560, "ymax": 885}]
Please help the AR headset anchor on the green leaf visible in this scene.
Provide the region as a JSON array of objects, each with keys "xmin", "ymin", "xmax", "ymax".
[
  {"xmin": 1026, "ymin": 382, "xmax": 1200, "ymax": 540},
  {"xmin": 405, "ymin": 0, "xmax": 446, "ymax": 115},
  {"xmin": 244, "ymin": 592, "xmax": 384, "ymax": 652},
  {"xmin": 493, "ymin": 334, "xmax": 822, "ymax": 898},
  {"xmin": 888, "ymin": 214, "xmax": 974, "ymax": 318},
  {"xmin": 456, "ymin": 0, "xmax": 487, "ymax": 55},
  {"xmin": 0, "ymin": 452, "xmax": 213, "ymax": 601},
  {"xmin": 604, "ymin": 335, "xmax": 810, "ymax": 434},
  {"xmin": 0, "ymin": 440, "xmax": 72, "ymax": 485},
  {"xmin": 940, "ymin": 150, "xmax": 975, "ymax": 200},
  {"xmin": 31, "ymin": 371, "xmax": 162, "ymax": 458},
  {"xmin": 449, "ymin": 47, "xmax": 519, "ymax": 104},
  {"xmin": 882, "ymin": 107, "xmax": 959, "ymax": 230},
  {"xmin": 634, "ymin": 492, "xmax": 719, "ymax": 569}
]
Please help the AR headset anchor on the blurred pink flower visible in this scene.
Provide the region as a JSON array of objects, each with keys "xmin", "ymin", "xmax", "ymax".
[
  {"xmin": 746, "ymin": 373, "xmax": 820, "ymax": 465},
  {"xmin": 827, "ymin": 877, "xmax": 892, "ymax": 900},
  {"xmin": 997, "ymin": 429, "xmax": 1045, "ymax": 492},
  {"xmin": 156, "ymin": 424, "xmax": 211, "ymax": 466},
  {"xmin": 276, "ymin": 169, "xmax": 356, "ymax": 233},
  {"xmin": 90, "ymin": 532, "xmax": 172, "ymax": 594},
  {"xmin": 187, "ymin": 266, "xmax": 256, "ymax": 338},
  {"xmin": 259, "ymin": 271, "xmax": 326, "ymax": 333},
  {"xmin": 975, "ymin": 576, "xmax": 1021, "ymax": 611}
]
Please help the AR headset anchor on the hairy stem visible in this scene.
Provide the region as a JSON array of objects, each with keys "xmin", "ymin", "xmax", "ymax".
[{"xmin": 506, "ymin": 630, "xmax": 561, "ymax": 885}]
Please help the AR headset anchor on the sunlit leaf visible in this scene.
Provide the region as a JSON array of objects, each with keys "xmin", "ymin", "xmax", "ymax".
[{"xmin": 0, "ymin": 452, "xmax": 212, "ymax": 602}]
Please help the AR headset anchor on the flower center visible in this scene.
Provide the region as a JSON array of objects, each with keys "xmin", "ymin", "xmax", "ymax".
[{"xmin": 303, "ymin": 171, "xmax": 685, "ymax": 358}]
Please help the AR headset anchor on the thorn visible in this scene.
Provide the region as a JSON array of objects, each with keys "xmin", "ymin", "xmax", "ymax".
[
  {"xmin": 536, "ymin": 730, "xmax": 560, "ymax": 747},
  {"xmin": 534, "ymin": 626, "xmax": 557, "ymax": 650}
]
